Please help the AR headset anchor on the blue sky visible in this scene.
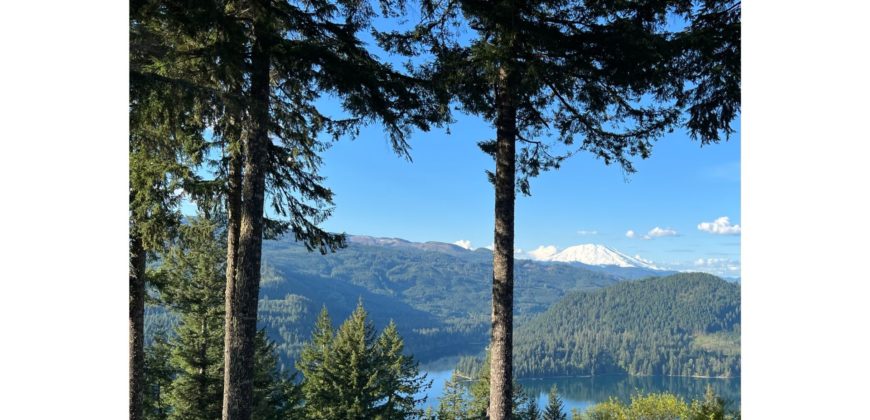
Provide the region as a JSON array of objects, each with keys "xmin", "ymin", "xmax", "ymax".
[
  {"xmin": 182, "ymin": 17, "xmax": 740, "ymax": 278},
  {"xmin": 315, "ymin": 110, "xmax": 741, "ymax": 277}
]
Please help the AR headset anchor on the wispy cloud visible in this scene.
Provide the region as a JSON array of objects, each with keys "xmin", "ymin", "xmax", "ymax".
[
  {"xmin": 453, "ymin": 240, "xmax": 473, "ymax": 250},
  {"xmin": 528, "ymin": 245, "xmax": 558, "ymax": 260},
  {"xmin": 698, "ymin": 216, "xmax": 741, "ymax": 235},
  {"xmin": 661, "ymin": 257, "xmax": 741, "ymax": 277},
  {"xmin": 645, "ymin": 227, "xmax": 678, "ymax": 239},
  {"xmin": 625, "ymin": 230, "xmax": 636, "ymax": 238},
  {"xmin": 692, "ymin": 258, "xmax": 741, "ymax": 275},
  {"xmin": 576, "ymin": 230, "xmax": 598, "ymax": 236}
]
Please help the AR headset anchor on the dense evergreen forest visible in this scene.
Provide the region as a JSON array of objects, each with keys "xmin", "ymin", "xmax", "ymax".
[{"xmin": 513, "ymin": 273, "xmax": 740, "ymax": 378}]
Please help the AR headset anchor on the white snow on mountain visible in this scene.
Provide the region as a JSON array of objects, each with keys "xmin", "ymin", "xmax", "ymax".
[{"xmin": 531, "ymin": 243, "xmax": 662, "ymax": 270}]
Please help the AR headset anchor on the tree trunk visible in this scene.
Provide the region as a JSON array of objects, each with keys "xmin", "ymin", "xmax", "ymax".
[
  {"xmin": 222, "ymin": 131, "xmax": 242, "ymax": 389},
  {"xmin": 489, "ymin": 65, "xmax": 517, "ymax": 420},
  {"xmin": 225, "ymin": 136, "xmax": 242, "ymax": 287},
  {"xmin": 221, "ymin": 18, "xmax": 271, "ymax": 420},
  {"xmin": 129, "ymin": 233, "xmax": 146, "ymax": 420}
]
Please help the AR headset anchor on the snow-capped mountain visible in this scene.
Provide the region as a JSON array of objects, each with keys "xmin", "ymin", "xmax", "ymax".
[{"xmin": 539, "ymin": 244, "xmax": 662, "ymax": 270}]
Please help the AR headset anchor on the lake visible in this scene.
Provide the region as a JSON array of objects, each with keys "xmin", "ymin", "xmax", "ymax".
[{"xmin": 418, "ymin": 370, "xmax": 741, "ymax": 415}]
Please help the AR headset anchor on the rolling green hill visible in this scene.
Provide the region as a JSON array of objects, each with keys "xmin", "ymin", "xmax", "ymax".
[{"xmin": 513, "ymin": 273, "xmax": 740, "ymax": 378}]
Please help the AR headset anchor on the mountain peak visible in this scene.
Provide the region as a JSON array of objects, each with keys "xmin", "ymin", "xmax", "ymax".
[{"xmin": 542, "ymin": 243, "xmax": 661, "ymax": 270}]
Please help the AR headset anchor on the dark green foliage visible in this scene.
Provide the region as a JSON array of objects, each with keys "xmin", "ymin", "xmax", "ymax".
[
  {"xmin": 143, "ymin": 333, "xmax": 174, "ymax": 420},
  {"xmin": 524, "ymin": 395, "xmax": 541, "ymax": 420},
  {"xmin": 142, "ymin": 215, "xmax": 302, "ymax": 419},
  {"xmin": 252, "ymin": 331, "xmax": 305, "ymax": 420},
  {"xmin": 297, "ymin": 303, "xmax": 429, "ymax": 419},
  {"xmin": 543, "ymin": 385, "xmax": 566, "ymax": 420},
  {"xmin": 156, "ymin": 217, "xmax": 226, "ymax": 420},
  {"xmin": 381, "ymin": 0, "xmax": 740, "ymax": 192},
  {"xmin": 514, "ymin": 273, "xmax": 741, "ymax": 378}
]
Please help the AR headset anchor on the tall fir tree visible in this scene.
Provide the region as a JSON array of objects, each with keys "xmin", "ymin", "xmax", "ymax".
[
  {"xmin": 129, "ymin": 1, "xmax": 218, "ymax": 416},
  {"xmin": 543, "ymin": 385, "xmax": 566, "ymax": 420},
  {"xmin": 212, "ymin": 0, "xmax": 450, "ymax": 416},
  {"xmin": 379, "ymin": 1, "xmax": 740, "ymax": 417}
]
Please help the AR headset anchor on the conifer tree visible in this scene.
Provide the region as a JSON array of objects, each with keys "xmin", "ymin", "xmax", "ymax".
[
  {"xmin": 212, "ymin": 1, "xmax": 449, "ymax": 416},
  {"xmin": 158, "ymin": 216, "xmax": 226, "ymax": 420},
  {"xmin": 154, "ymin": 214, "xmax": 302, "ymax": 419},
  {"xmin": 297, "ymin": 303, "xmax": 429, "ymax": 419},
  {"xmin": 376, "ymin": 321, "xmax": 429, "ymax": 418},
  {"xmin": 543, "ymin": 385, "xmax": 566, "ymax": 420},
  {"xmin": 381, "ymin": 2, "xmax": 740, "ymax": 417},
  {"xmin": 252, "ymin": 331, "xmax": 305, "ymax": 420},
  {"xmin": 688, "ymin": 385, "xmax": 729, "ymax": 420},
  {"xmin": 143, "ymin": 333, "xmax": 175, "ymax": 420},
  {"xmin": 129, "ymin": 2, "xmax": 215, "ymax": 417},
  {"xmin": 438, "ymin": 372, "xmax": 469, "ymax": 420},
  {"xmin": 524, "ymin": 394, "xmax": 541, "ymax": 420}
]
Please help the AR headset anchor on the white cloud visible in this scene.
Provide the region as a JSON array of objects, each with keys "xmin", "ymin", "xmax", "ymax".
[
  {"xmin": 528, "ymin": 245, "xmax": 558, "ymax": 260},
  {"xmin": 453, "ymin": 240, "xmax": 473, "ymax": 250},
  {"xmin": 698, "ymin": 216, "xmax": 741, "ymax": 235},
  {"xmin": 576, "ymin": 230, "xmax": 598, "ymax": 236},
  {"xmin": 695, "ymin": 257, "xmax": 727, "ymax": 266},
  {"xmin": 485, "ymin": 243, "xmax": 494, "ymax": 250},
  {"xmin": 647, "ymin": 227, "xmax": 678, "ymax": 238},
  {"xmin": 625, "ymin": 230, "xmax": 636, "ymax": 238},
  {"xmin": 686, "ymin": 257, "xmax": 741, "ymax": 277}
]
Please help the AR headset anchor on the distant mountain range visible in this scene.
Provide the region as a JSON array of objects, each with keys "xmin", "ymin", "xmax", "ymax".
[
  {"xmin": 350, "ymin": 236, "xmax": 676, "ymax": 279},
  {"xmin": 145, "ymin": 234, "xmax": 735, "ymax": 373}
]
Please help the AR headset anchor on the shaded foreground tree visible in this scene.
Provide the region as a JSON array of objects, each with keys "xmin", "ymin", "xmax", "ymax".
[
  {"xmin": 380, "ymin": 1, "xmax": 740, "ymax": 417},
  {"xmin": 210, "ymin": 1, "xmax": 449, "ymax": 418},
  {"xmin": 130, "ymin": 1, "xmax": 448, "ymax": 418},
  {"xmin": 129, "ymin": 1, "xmax": 213, "ymax": 416}
]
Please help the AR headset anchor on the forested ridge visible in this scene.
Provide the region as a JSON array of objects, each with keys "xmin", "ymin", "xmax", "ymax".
[{"xmin": 513, "ymin": 273, "xmax": 740, "ymax": 378}]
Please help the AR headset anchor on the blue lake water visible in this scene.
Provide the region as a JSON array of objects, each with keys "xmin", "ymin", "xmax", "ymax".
[{"xmin": 417, "ymin": 370, "xmax": 741, "ymax": 415}]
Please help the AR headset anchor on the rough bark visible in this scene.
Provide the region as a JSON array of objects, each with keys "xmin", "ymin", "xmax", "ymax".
[
  {"xmin": 129, "ymin": 233, "xmax": 147, "ymax": 420},
  {"xmin": 222, "ymin": 133, "xmax": 242, "ymax": 393},
  {"xmin": 225, "ymin": 137, "xmax": 242, "ymax": 286},
  {"xmin": 489, "ymin": 65, "xmax": 517, "ymax": 420},
  {"xmin": 221, "ymin": 18, "xmax": 271, "ymax": 420}
]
